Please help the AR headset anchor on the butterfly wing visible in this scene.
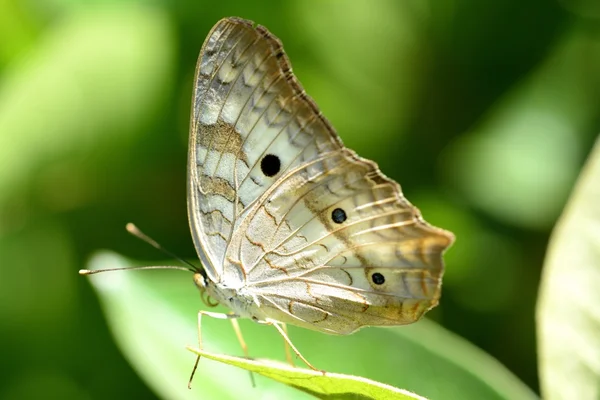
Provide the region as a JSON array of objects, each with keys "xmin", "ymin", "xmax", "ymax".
[
  {"xmin": 190, "ymin": 17, "xmax": 454, "ymax": 333},
  {"xmin": 229, "ymin": 148, "xmax": 454, "ymax": 334},
  {"xmin": 189, "ymin": 19, "xmax": 456, "ymax": 333},
  {"xmin": 188, "ymin": 17, "xmax": 341, "ymax": 280}
]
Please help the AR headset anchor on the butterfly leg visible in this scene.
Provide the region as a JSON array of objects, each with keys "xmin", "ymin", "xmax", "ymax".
[
  {"xmin": 188, "ymin": 310, "xmax": 240, "ymax": 389},
  {"xmin": 230, "ymin": 318, "xmax": 256, "ymax": 387},
  {"xmin": 281, "ymin": 323, "xmax": 294, "ymax": 367},
  {"xmin": 270, "ymin": 322, "xmax": 318, "ymax": 371},
  {"xmin": 230, "ymin": 318, "xmax": 250, "ymax": 359}
]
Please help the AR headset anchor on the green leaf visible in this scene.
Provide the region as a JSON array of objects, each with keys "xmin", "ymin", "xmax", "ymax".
[
  {"xmin": 84, "ymin": 252, "xmax": 536, "ymax": 400},
  {"xmin": 188, "ymin": 348, "xmax": 424, "ymax": 400},
  {"xmin": 537, "ymin": 137, "xmax": 600, "ymax": 399}
]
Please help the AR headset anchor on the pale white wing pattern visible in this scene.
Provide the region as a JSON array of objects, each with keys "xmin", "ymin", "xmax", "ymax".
[
  {"xmin": 188, "ymin": 18, "xmax": 341, "ymax": 281},
  {"xmin": 187, "ymin": 18, "xmax": 456, "ymax": 334},
  {"xmin": 229, "ymin": 147, "xmax": 454, "ymax": 334}
]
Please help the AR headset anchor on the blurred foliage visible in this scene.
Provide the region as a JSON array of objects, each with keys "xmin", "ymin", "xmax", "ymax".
[{"xmin": 0, "ymin": 0, "xmax": 599, "ymax": 399}]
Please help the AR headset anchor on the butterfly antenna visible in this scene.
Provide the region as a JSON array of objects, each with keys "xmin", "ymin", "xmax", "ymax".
[
  {"xmin": 125, "ymin": 223, "xmax": 199, "ymax": 271},
  {"xmin": 79, "ymin": 265, "xmax": 193, "ymax": 275},
  {"xmin": 78, "ymin": 223, "xmax": 199, "ymax": 276}
]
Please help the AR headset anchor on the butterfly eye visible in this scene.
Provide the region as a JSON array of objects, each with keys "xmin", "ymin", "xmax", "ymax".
[
  {"xmin": 331, "ymin": 208, "xmax": 347, "ymax": 224},
  {"xmin": 371, "ymin": 272, "xmax": 385, "ymax": 285},
  {"xmin": 261, "ymin": 154, "xmax": 281, "ymax": 177}
]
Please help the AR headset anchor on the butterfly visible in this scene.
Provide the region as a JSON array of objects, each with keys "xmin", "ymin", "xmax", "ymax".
[
  {"xmin": 82, "ymin": 16, "xmax": 454, "ymax": 381},
  {"xmin": 187, "ymin": 15, "xmax": 454, "ymax": 360}
]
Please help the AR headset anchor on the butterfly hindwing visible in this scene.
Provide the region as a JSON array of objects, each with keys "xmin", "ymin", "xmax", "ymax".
[{"xmin": 228, "ymin": 148, "xmax": 453, "ymax": 333}]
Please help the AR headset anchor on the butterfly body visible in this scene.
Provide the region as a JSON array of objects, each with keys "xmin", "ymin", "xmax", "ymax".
[{"xmin": 188, "ymin": 17, "xmax": 454, "ymax": 337}]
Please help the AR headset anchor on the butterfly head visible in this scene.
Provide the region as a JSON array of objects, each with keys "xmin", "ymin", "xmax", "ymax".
[
  {"xmin": 193, "ymin": 270, "xmax": 208, "ymax": 290},
  {"xmin": 192, "ymin": 269, "xmax": 220, "ymax": 307}
]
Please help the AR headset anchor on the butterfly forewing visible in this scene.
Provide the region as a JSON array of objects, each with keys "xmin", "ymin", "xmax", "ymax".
[
  {"xmin": 189, "ymin": 18, "xmax": 342, "ymax": 281},
  {"xmin": 189, "ymin": 17, "xmax": 454, "ymax": 334}
]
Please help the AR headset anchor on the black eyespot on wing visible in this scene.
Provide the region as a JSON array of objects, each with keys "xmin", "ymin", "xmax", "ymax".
[
  {"xmin": 261, "ymin": 154, "xmax": 281, "ymax": 177},
  {"xmin": 331, "ymin": 208, "xmax": 347, "ymax": 224},
  {"xmin": 372, "ymin": 272, "xmax": 385, "ymax": 285}
]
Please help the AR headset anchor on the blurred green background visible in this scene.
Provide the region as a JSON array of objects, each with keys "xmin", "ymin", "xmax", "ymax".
[{"xmin": 1, "ymin": 0, "xmax": 599, "ymax": 398}]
